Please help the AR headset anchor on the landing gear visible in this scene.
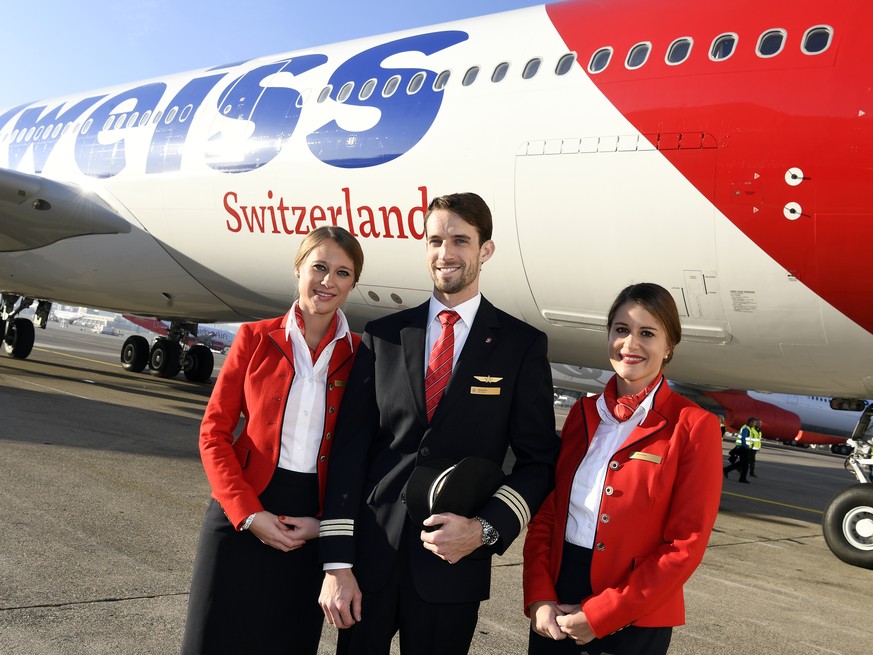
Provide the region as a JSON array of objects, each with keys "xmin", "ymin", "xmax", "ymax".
[
  {"xmin": 1, "ymin": 294, "xmax": 44, "ymax": 360},
  {"xmin": 2, "ymin": 317, "xmax": 35, "ymax": 359},
  {"xmin": 823, "ymin": 403, "xmax": 873, "ymax": 568},
  {"xmin": 120, "ymin": 335, "xmax": 150, "ymax": 372},
  {"xmin": 148, "ymin": 338, "xmax": 183, "ymax": 378},
  {"xmin": 131, "ymin": 321, "xmax": 215, "ymax": 382},
  {"xmin": 183, "ymin": 344, "xmax": 214, "ymax": 383},
  {"xmin": 822, "ymin": 484, "xmax": 873, "ymax": 569}
]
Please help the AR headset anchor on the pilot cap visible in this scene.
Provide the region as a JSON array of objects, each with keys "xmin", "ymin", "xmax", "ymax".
[{"xmin": 405, "ymin": 456, "xmax": 505, "ymax": 527}]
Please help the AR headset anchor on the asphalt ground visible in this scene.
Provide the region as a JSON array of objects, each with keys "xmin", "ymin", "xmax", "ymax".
[{"xmin": 0, "ymin": 323, "xmax": 870, "ymax": 655}]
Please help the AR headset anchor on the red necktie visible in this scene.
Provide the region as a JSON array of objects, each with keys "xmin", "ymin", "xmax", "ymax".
[{"xmin": 424, "ymin": 310, "xmax": 460, "ymax": 422}]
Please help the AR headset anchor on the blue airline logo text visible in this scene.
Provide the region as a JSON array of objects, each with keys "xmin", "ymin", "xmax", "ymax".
[{"xmin": 1, "ymin": 31, "xmax": 468, "ymax": 178}]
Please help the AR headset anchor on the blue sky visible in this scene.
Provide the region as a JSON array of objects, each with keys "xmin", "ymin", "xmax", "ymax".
[{"xmin": 1, "ymin": 0, "xmax": 548, "ymax": 108}]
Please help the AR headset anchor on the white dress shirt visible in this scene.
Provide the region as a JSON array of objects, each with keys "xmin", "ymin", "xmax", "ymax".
[
  {"xmin": 277, "ymin": 303, "xmax": 352, "ymax": 473},
  {"xmin": 565, "ymin": 379, "xmax": 662, "ymax": 548},
  {"xmin": 424, "ymin": 294, "xmax": 481, "ymax": 371}
]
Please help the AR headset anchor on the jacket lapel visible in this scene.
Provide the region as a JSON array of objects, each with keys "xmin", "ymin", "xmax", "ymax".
[
  {"xmin": 268, "ymin": 326, "xmax": 296, "ymax": 375},
  {"xmin": 401, "ymin": 302, "xmax": 429, "ymax": 427}
]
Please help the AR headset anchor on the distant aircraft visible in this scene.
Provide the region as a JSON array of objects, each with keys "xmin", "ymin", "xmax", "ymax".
[
  {"xmin": 1, "ymin": 0, "xmax": 872, "ymax": 565},
  {"xmin": 551, "ymin": 364, "xmax": 870, "ymax": 455}
]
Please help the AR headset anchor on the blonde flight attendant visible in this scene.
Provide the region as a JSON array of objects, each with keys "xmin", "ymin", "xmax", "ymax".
[
  {"xmin": 523, "ymin": 283, "xmax": 722, "ymax": 655},
  {"xmin": 182, "ymin": 226, "xmax": 364, "ymax": 654}
]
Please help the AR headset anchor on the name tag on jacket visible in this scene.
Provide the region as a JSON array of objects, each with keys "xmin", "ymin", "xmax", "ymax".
[{"xmin": 629, "ymin": 451, "xmax": 662, "ymax": 464}]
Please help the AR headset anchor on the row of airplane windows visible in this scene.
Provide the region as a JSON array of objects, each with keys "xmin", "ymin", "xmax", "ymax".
[
  {"xmin": 592, "ymin": 24, "xmax": 833, "ymax": 73},
  {"xmin": 0, "ymin": 24, "xmax": 835, "ymax": 146}
]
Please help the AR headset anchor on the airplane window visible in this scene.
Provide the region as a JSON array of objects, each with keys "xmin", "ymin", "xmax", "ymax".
[
  {"xmin": 15, "ymin": 129, "xmax": 25, "ymax": 143},
  {"xmin": 462, "ymin": 66, "xmax": 480, "ymax": 86},
  {"xmin": 139, "ymin": 110, "xmax": 152, "ymax": 126},
  {"xmin": 383, "ymin": 75, "xmax": 401, "ymax": 97},
  {"xmin": 803, "ymin": 26, "xmax": 833, "ymax": 54},
  {"xmin": 102, "ymin": 117, "xmax": 115, "ymax": 131},
  {"xmin": 9, "ymin": 129, "xmax": 18, "ymax": 142},
  {"xmin": 62, "ymin": 123, "xmax": 73, "ymax": 137},
  {"xmin": 434, "ymin": 69, "xmax": 451, "ymax": 91},
  {"xmin": 337, "ymin": 81, "xmax": 355, "ymax": 103},
  {"xmin": 407, "ymin": 71, "xmax": 426, "ymax": 94},
  {"xmin": 555, "ymin": 53, "xmax": 576, "ymax": 76},
  {"xmin": 152, "ymin": 110, "xmax": 163, "ymax": 124},
  {"xmin": 588, "ymin": 47, "xmax": 613, "ymax": 73},
  {"xmin": 492, "ymin": 62, "xmax": 509, "ymax": 83},
  {"xmin": 757, "ymin": 29, "xmax": 786, "ymax": 57},
  {"xmin": 359, "ymin": 78, "xmax": 377, "ymax": 100},
  {"xmin": 33, "ymin": 126, "xmax": 44, "ymax": 140},
  {"xmin": 127, "ymin": 112, "xmax": 139, "ymax": 128},
  {"xmin": 43, "ymin": 126, "xmax": 54, "ymax": 140},
  {"xmin": 710, "ymin": 34, "xmax": 737, "ymax": 60},
  {"xmin": 295, "ymin": 90, "xmax": 309, "ymax": 108},
  {"xmin": 522, "ymin": 58, "xmax": 542, "ymax": 79},
  {"xmin": 164, "ymin": 106, "xmax": 178, "ymax": 124},
  {"xmin": 317, "ymin": 85, "xmax": 333, "ymax": 103},
  {"xmin": 114, "ymin": 114, "xmax": 127, "ymax": 130},
  {"xmin": 179, "ymin": 104, "xmax": 193, "ymax": 122},
  {"xmin": 80, "ymin": 119, "xmax": 92, "ymax": 135},
  {"xmin": 25, "ymin": 127, "xmax": 35, "ymax": 142},
  {"xmin": 666, "ymin": 38, "xmax": 692, "ymax": 64},
  {"xmin": 626, "ymin": 43, "xmax": 651, "ymax": 69}
]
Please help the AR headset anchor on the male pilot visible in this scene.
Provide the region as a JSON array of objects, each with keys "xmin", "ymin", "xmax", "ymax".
[{"xmin": 318, "ymin": 192, "xmax": 559, "ymax": 654}]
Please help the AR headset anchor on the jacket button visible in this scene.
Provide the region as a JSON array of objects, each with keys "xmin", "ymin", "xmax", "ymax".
[
  {"xmin": 600, "ymin": 513, "xmax": 610, "ymax": 523},
  {"xmin": 595, "ymin": 542, "xmax": 606, "ymax": 551},
  {"xmin": 609, "ymin": 461, "xmax": 620, "ymax": 470},
  {"xmin": 604, "ymin": 486, "xmax": 614, "ymax": 495},
  {"xmin": 328, "ymin": 406, "xmax": 336, "ymax": 414},
  {"xmin": 420, "ymin": 447, "xmax": 430, "ymax": 457},
  {"xmin": 326, "ymin": 432, "xmax": 332, "ymax": 440},
  {"xmin": 320, "ymin": 455, "xmax": 326, "ymax": 462},
  {"xmin": 329, "ymin": 383, "xmax": 334, "ymax": 391}
]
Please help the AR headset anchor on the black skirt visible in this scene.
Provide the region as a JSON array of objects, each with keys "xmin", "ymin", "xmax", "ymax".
[
  {"xmin": 182, "ymin": 468, "xmax": 323, "ymax": 655},
  {"xmin": 528, "ymin": 541, "xmax": 672, "ymax": 655}
]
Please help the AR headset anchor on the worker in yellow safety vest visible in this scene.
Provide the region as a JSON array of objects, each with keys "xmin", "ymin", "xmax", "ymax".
[
  {"xmin": 748, "ymin": 419, "xmax": 763, "ymax": 477},
  {"xmin": 724, "ymin": 417, "xmax": 755, "ymax": 483}
]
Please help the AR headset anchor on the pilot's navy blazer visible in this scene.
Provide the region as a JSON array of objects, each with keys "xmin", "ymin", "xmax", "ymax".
[
  {"xmin": 319, "ymin": 297, "xmax": 559, "ymax": 603},
  {"xmin": 523, "ymin": 380, "xmax": 722, "ymax": 637}
]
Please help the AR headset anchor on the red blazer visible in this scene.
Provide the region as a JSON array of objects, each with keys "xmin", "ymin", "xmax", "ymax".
[
  {"xmin": 523, "ymin": 379, "xmax": 722, "ymax": 637},
  {"xmin": 199, "ymin": 313, "xmax": 359, "ymax": 530}
]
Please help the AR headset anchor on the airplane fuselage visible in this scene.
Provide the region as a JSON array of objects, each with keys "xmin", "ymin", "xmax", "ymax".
[{"xmin": 0, "ymin": 0, "xmax": 871, "ymax": 396}]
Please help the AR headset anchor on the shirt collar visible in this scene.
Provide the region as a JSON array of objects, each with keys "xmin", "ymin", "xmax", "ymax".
[
  {"xmin": 427, "ymin": 293, "xmax": 481, "ymax": 329},
  {"xmin": 284, "ymin": 301, "xmax": 353, "ymax": 351}
]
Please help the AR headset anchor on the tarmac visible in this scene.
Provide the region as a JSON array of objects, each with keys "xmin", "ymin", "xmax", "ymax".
[{"xmin": 0, "ymin": 322, "xmax": 871, "ymax": 655}]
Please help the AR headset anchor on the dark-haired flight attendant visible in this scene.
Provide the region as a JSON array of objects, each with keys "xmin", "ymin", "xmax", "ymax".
[
  {"xmin": 181, "ymin": 226, "xmax": 364, "ymax": 655},
  {"xmin": 523, "ymin": 283, "xmax": 722, "ymax": 655}
]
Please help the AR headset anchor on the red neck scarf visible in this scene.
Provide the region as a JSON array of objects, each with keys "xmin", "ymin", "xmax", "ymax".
[
  {"xmin": 603, "ymin": 373, "xmax": 663, "ymax": 422},
  {"xmin": 294, "ymin": 304, "xmax": 339, "ymax": 364}
]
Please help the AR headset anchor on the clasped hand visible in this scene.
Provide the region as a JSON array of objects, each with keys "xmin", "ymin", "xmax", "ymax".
[
  {"xmin": 248, "ymin": 511, "xmax": 318, "ymax": 552},
  {"xmin": 530, "ymin": 601, "xmax": 595, "ymax": 645}
]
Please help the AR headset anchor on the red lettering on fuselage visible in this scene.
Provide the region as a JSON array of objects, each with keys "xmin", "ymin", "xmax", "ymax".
[{"xmin": 222, "ymin": 187, "xmax": 430, "ymax": 240}]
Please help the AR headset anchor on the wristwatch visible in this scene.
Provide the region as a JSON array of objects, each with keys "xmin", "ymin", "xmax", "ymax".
[
  {"xmin": 476, "ymin": 516, "xmax": 499, "ymax": 546},
  {"xmin": 240, "ymin": 513, "xmax": 256, "ymax": 531}
]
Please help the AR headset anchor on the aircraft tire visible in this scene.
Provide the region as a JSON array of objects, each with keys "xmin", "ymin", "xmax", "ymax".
[
  {"xmin": 120, "ymin": 335, "xmax": 150, "ymax": 372},
  {"xmin": 183, "ymin": 344, "xmax": 214, "ymax": 383},
  {"xmin": 822, "ymin": 483, "xmax": 873, "ymax": 569},
  {"xmin": 148, "ymin": 338, "xmax": 182, "ymax": 378},
  {"xmin": 2, "ymin": 318, "xmax": 35, "ymax": 359}
]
